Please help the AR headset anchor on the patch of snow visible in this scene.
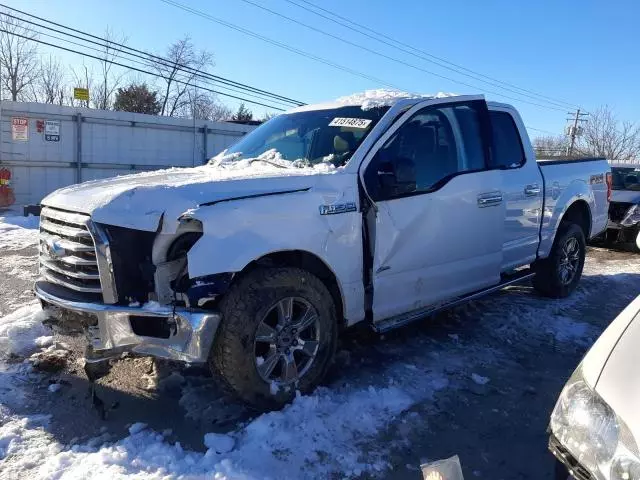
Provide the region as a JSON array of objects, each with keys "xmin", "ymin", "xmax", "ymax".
[
  {"xmin": 47, "ymin": 383, "xmax": 62, "ymax": 393},
  {"xmin": 335, "ymin": 89, "xmax": 456, "ymax": 111},
  {"xmin": 203, "ymin": 432, "xmax": 235, "ymax": 453},
  {"xmin": 0, "ymin": 215, "xmax": 39, "ymax": 250},
  {"xmin": 471, "ymin": 373, "xmax": 490, "ymax": 385},
  {"xmin": 0, "ymin": 304, "xmax": 49, "ymax": 357},
  {"xmin": 34, "ymin": 336, "xmax": 53, "ymax": 348},
  {"xmin": 128, "ymin": 422, "xmax": 147, "ymax": 435},
  {"xmin": 546, "ymin": 316, "xmax": 594, "ymax": 345},
  {"xmin": 209, "ymin": 149, "xmax": 338, "ymax": 175},
  {"xmin": 0, "ymin": 383, "xmax": 423, "ymax": 479}
]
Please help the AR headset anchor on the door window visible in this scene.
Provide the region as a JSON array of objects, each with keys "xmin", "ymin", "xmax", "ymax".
[
  {"xmin": 365, "ymin": 102, "xmax": 488, "ymax": 201},
  {"xmin": 489, "ymin": 111, "xmax": 525, "ymax": 169}
]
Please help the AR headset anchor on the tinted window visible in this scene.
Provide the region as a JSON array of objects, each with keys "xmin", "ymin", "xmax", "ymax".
[
  {"xmin": 366, "ymin": 103, "xmax": 487, "ymax": 200},
  {"xmin": 489, "ymin": 111, "xmax": 525, "ymax": 168},
  {"xmin": 612, "ymin": 167, "xmax": 640, "ymax": 191}
]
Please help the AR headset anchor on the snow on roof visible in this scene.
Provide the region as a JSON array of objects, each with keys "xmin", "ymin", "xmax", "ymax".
[
  {"xmin": 289, "ymin": 89, "xmax": 458, "ymax": 113},
  {"xmin": 335, "ymin": 89, "xmax": 456, "ymax": 110}
]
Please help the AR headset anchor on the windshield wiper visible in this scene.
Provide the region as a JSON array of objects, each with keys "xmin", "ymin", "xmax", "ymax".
[{"xmin": 247, "ymin": 157, "xmax": 290, "ymax": 169}]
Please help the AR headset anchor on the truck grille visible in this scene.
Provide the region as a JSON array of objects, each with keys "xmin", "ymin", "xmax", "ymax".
[
  {"xmin": 39, "ymin": 207, "xmax": 102, "ymax": 295},
  {"xmin": 609, "ymin": 201, "xmax": 633, "ymax": 223}
]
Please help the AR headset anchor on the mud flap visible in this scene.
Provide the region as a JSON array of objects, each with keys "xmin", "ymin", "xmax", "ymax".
[{"xmin": 83, "ymin": 346, "xmax": 117, "ymax": 420}]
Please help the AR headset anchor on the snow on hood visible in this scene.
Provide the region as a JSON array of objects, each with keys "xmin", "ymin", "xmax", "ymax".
[
  {"xmin": 289, "ymin": 89, "xmax": 458, "ymax": 113},
  {"xmin": 42, "ymin": 150, "xmax": 337, "ymax": 232}
]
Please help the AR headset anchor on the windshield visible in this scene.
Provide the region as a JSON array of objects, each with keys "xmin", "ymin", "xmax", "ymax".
[
  {"xmin": 611, "ymin": 166, "xmax": 640, "ymax": 191},
  {"xmin": 222, "ymin": 105, "xmax": 389, "ymax": 167}
]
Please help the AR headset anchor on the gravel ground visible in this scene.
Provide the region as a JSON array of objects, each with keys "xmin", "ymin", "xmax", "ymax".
[{"xmin": 1, "ymin": 232, "xmax": 638, "ymax": 478}]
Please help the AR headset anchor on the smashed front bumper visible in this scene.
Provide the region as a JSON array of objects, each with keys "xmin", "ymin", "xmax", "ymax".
[{"xmin": 35, "ymin": 280, "xmax": 221, "ymax": 363}]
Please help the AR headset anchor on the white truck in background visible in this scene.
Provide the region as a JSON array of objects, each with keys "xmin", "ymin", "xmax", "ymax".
[{"xmin": 35, "ymin": 91, "xmax": 611, "ymax": 408}]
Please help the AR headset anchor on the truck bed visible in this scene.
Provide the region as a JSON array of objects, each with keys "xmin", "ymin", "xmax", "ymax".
[{"xmin": 536, "ymin": 156, "xmax": 610, "ymax": 258}]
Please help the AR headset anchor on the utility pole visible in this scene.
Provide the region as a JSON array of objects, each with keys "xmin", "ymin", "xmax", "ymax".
[{"xmin": 565, "ymin": 109, "xmax": 589, "ymax": 157}]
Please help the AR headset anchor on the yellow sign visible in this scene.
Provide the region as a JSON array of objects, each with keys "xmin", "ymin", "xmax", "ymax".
[{"xmin": 74, "ymin": 87, "xmax": 89, "ymax": 101}]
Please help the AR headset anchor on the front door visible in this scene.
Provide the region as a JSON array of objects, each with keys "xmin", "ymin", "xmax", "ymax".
[{"xmin": 361, "ymin": 99, "xmax": 504, "ymax": 322}]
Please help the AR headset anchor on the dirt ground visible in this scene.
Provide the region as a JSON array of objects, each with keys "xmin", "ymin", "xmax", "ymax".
[{"xmin": 1, "ymin": 240, "xmax": 638, "ymax": 479}]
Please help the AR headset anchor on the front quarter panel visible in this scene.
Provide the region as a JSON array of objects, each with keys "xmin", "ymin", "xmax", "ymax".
[{"xmin": 185, "ymin": 172, "xmax": 365, "ymax": 324}]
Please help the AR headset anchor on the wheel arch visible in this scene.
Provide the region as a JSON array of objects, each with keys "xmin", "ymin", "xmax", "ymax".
[
  {"xmin": 236, "ymin": 249, "xmax": 346, "ymax": 328},
  {"xmin": 559, "ymin": 199, "xmax": 592, "ymax": 239}
]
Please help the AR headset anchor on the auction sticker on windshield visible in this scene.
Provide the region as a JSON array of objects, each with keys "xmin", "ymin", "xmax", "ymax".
[{"xmin": 329, "ymin": 117, "xmax": 372, "ymax": 129}]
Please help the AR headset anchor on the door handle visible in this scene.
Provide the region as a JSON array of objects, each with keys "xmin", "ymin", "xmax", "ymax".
[
  {"xmin": 477, "ymin": 193, "xmax": 503, "ymax": 207},
  {"xmin": 524, "ymin": 184, "xmax": 541, "ymax": 196}
]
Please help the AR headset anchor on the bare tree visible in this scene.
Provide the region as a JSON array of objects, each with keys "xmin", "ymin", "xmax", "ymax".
[
  {"xmin": 93, "ymin": 27, "xmax": 128, "ymax": 110},
  {"xmin": 70, "ymin": 62, "xmax": 94, "ymax": 108},
  {"xmin": 0, "ymin": 14, "xmax": 39, "ymax": 101},
  {"xmin": 533, "ymin": 135, "xmax": 568, "ymax": 158},
  {"xmin": 182, "ymin": 89, "xmax": 233, "ymax": 121},
  {"xmin": 37, "ymin": 54, "xmax": 66, "ymax": 104},
  {"xmin": 153, "ymin": 36, "xmax": 214, "ymax": 116},
  {"xmin": 576, "ymin": 106, "xmax": 640, "ymax": 161}
]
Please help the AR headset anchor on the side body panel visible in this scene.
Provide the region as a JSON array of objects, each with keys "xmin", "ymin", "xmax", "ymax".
[
  {"xmin": 537, "ymin": 159, "xmax": 610, "ymax": 258},
  {"xmin": 185, "ymin": 172, "xmax": 366, "ymax": 325},
  {"xmin": 357, "ymin": 96, "xmax": 504, "ymax": 322},
  {"xmin": 371, "ymin": 171, "xmax": 504, "ymax": 320},
  {"xmin": 488, "ymin": 105, "xmax": 544, "ymax": 271}
]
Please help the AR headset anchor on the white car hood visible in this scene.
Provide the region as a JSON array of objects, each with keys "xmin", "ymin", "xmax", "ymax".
[
  {"xmin": 42, "ymin": 162, "xmax": 331, "ymax": 232},
  {"xmin": 590, "ymin": 295, "xmax": 640, "ymax": 441}
]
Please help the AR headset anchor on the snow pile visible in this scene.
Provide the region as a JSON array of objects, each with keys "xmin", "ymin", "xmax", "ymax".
[
  {"xmin": 209, "ymin": 148, "xmax": 337, "ymax": 173},
  {"xmin": 0, "ymin": 304, "xmax": 50, "ymax": 357},
  {"xmin": 335, "ymin": 89, "xmax": 456, "ymax": 111},
  {"xmin": 0, "ymin": 384, "xmax": 414, "ymax": 479},
  {"xmin": 0, "ymin": 214, "xmax": 39, "ymax": 250},
  {"xmin": 203, "ymin": 433, "xmax": 235, "ymax": 454},
  {"xmin": 547, "ymin": 316, "xmax": 595, "ymax": 345}
]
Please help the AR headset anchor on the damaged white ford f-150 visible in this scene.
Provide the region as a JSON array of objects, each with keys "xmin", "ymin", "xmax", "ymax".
[{"xmin": 36, "ymin": 91, "xmax": 611, "ymax": 408}]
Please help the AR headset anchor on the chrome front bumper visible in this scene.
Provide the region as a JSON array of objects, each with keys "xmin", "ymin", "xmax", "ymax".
[{"xmin": 35, "ymin": 281, "xmax": 221, "ymax": 363}]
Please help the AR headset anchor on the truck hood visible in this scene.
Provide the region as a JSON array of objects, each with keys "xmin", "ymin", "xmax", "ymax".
[
  {"xmin": 611, "ymin": 189, "xmax": 640, "ymax": 204},
  {"xmin": 42, "ymin": 161, "xmax": 334, "ymax": 232},
  {"xmin": 591, "ymin": 295, "xmax": 640, "ymax": 442}
]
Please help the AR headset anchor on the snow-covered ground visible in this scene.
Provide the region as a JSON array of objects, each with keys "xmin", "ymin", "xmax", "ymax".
[{"xmin": 0, "ymin": 214, "xmax": 638, "ymax": 479}]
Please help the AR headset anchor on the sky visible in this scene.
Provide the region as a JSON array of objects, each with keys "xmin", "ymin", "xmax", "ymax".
[{"xmin": 3, "ymin": 0, "xmax": 639, "ymax": 138}]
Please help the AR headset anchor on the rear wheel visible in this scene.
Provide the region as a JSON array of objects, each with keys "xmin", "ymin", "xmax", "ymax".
[
  {"xmin": 210, "ymin": 267, "xmax": 337, "ymax": 409},
  {"xmin": 533, "ymin": 222, "xmax": 586, "ymax": 298}
]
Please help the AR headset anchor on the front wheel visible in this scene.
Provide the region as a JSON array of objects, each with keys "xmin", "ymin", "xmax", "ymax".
[
  {"xmin": 533, "ymin": 222, "xmax": 586, "ymax": 298},
  {"xmin": 210, "ymin": 267, "xmax": 337, "ymax": 410}
]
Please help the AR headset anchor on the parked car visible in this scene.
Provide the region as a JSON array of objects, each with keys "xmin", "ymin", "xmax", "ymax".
[
  {"xmin": 602, "ymin": 163, "xmax": 640, "ymax": 250},
  {"xmin": 35, "ymin": 92, "xmax": 611, "ymax": 408},
  {"xmin": 549, "ymin": 294, "xmax": 640, "ymax": 480}
]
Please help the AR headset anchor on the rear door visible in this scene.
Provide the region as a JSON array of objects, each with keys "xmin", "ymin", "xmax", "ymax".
[
  {"xmin": 361, "ymin": 98, "xmax": 504, "ymax": 322},
  {"xmin": 489, "ymin": 108, "xmax": 544, "ymax": 271}
]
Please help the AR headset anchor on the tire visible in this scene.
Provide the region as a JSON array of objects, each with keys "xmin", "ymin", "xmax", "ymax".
[
  {"xmin": 533, "ymin": 222, "xmax": 586, "ymax": 298},
  {"xmin": 210, "ymin": 267, "xmax": 338, "ymax": 410}
]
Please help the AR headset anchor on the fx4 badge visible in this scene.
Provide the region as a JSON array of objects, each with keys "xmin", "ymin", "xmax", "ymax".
[{"xmin": 319, "ymin": 202, "xmax": 357, "ymax": 215}]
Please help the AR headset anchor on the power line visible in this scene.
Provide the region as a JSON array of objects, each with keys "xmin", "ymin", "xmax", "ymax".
[
  {"xmin": 0, "ymin": 3, "xmax": 305, "ymax": 108},
  {"xmin": 164, "ymin": 0, "xmax": 566, "ymax": 113},
  {"xmin": 9, "ymin": 17, "xmax": 297, "ymax": 109},
  {"xmin": 243, "ymin": 0, "xmax": 571, "ymax": 111},
  {"xmin": 526, "ymin": 126, "xmax": 560, "ymax": 135},
  {"xmin": 286, "ymin": 0, "xmax": 582, "ymax": 111},
  {"xmin": 159, "ymin": 0, "xmax": 407, "ymax": 92},
  {"xmin": 0, "ymin": 27, "xmax": 289, "ymax": 111}
]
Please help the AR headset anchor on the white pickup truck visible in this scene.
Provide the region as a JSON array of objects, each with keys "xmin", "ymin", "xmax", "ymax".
[{"xmin": 36, "ymin": 91, "xmax": 611, "ymax": 408}]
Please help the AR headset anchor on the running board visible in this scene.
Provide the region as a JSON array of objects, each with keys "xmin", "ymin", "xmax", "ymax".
[{"xmin": 372, "ymin": 270, "xmax": 536, "ymax": 334}]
